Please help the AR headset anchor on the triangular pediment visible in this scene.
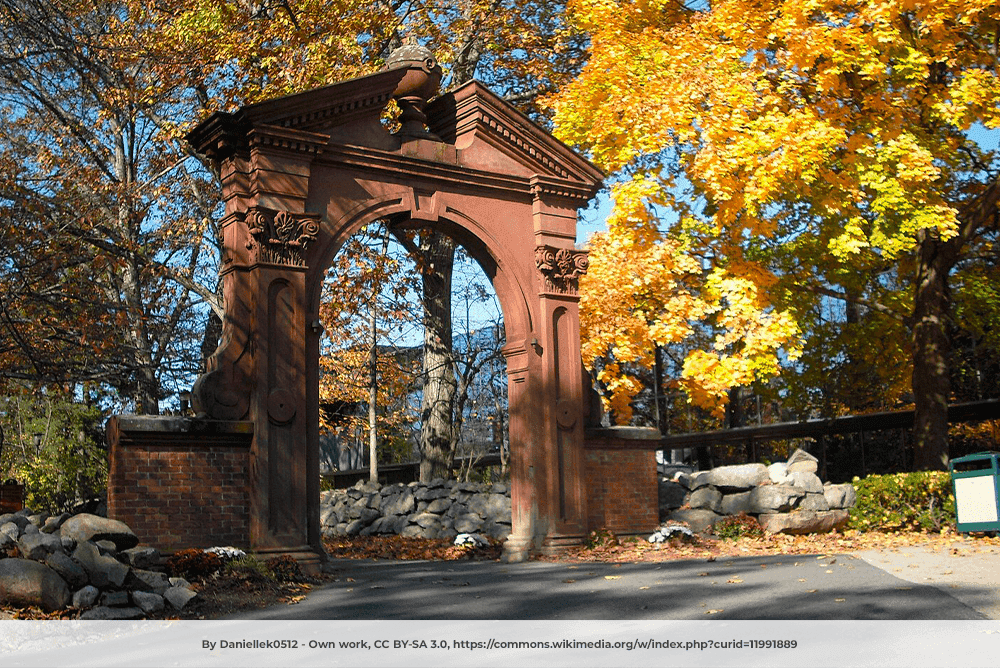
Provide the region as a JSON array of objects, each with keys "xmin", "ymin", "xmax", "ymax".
[{"xmin": 427, "ymin": 81, "xmax": 604, "ymax": 190}]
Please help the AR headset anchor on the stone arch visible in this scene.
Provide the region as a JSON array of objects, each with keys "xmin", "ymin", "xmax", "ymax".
[
  {"xmin": 107, "ymin": 47, "xmax": 615, "ymax": 566},
  {"xmin": 306, "ymin": 199, "xmax": 534, "ymax": 349}
]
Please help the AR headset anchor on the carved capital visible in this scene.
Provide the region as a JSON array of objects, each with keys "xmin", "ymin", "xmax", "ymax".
[
  {"xmin": 535, "ymin": 245, "xmax": 589, "ymax": 295},
  {"xmin": 245, "ymin": 208, "xmax": 321, "ymax": 267}
]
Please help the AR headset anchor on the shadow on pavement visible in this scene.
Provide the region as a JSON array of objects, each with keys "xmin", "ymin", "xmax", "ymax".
[{"xmin": 230, "ymin": 554, "xmax": 990, "ymax": 621}]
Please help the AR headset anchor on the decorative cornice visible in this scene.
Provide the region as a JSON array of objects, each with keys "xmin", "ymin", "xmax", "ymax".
[
  {"xmin": 245, "ymin": 208, "xmax": 321, "ymax": 268},
  {"xmin": 248, "ymin": 125, "xmax": 328, "ymax": 156},
  {"xmin": 238, "ymin": 67, "xmax": 407, "ymax": 132},
  {"xmin": 535, "ymin": 245, "xmax": 589, "ymax": 295},
  {"xmin": 529, "ymin": 175, "xmax": 598, "ymax": 202}
]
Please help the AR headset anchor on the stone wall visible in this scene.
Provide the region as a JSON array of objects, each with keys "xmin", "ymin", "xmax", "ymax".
[
  {"xmin": 1, "ymin": 510, "xmax": 198, "ymax": 619},
  {"xmin": 321, "ymin": 479, "xmax": 512, "ymax": 540},
  {"xmin": 659, "ymin": 449, "xmax": 858, "ymax": 534}
]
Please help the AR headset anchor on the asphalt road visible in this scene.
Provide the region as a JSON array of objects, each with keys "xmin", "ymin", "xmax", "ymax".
[{"xmin": 231, "ymin": 546, "xmax": 999, "ymax": 620}]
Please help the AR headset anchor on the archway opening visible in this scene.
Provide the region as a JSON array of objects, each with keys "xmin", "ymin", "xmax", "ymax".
[{"xmin": 316, "ymin": 219, "xmax": 510, "ymax": 490}]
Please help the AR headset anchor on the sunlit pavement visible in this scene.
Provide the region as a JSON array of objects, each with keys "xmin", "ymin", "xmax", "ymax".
[{"xmin": 229, "ymin": 550, "xmax": 995, "ymax": 620}]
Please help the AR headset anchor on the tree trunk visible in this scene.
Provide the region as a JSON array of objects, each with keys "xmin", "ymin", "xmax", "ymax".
[
  {"xmin": 911, "ymin": 230, "xmax": 954, "ymax": 471},
  {"xmin": 417, "ymin": 231, "xmax": 458, "ymax": 482}
]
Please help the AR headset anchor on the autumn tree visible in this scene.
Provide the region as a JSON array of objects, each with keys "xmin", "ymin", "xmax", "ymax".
[
  {"xmin": 0, "ymin": 0, "xmax": 225, "ymax": 412},
  {"xmin": 318, "ymin": 223, "xmax": 422, "ymax": 475},
  {"xmin": 554, "ymin": 0, "xmax": 1000, "ymax": 469}
]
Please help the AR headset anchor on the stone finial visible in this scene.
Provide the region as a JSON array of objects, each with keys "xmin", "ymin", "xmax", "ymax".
[{"xmin": 385, "ymin": 42, "xmax": 443, "ymax": 136}]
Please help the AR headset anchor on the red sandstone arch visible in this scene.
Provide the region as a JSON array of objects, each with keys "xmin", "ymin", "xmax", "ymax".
[{"xmin": 106, "ymin": 51, "xmax": 672, "ymax": 568}]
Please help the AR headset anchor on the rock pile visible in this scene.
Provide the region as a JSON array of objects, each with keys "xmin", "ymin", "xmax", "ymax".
[
  {"xmin": 0, "ymin": 510, "xmax": 196, "ymax": 618},
  {"xmin": 321, "ymin": 479, "xmax": 512, "ymax": 540},
  {"xmin": 659, "ymin": 449, "xmax": 857, "ymax": 534}
]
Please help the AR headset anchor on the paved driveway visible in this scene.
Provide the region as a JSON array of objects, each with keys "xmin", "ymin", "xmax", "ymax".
[{"xmin": 231, "ymin": 546, "xmax": 997, "ymax": 620}]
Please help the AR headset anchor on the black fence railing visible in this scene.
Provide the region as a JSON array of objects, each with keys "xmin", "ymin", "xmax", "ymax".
[{"xmin": 656, "ymin": 399, "xmax": 1000, "ymax": 481}]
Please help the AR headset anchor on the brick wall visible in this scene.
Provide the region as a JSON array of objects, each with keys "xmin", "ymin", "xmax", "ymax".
[
  {"xmin": 0, "ymin": 483, "xmax": 24, "ymax": 513},
  {"xmin": 584, "ymin": 429, "xmax": 659, "ymax": 535},
  {"xmin": 107, "ymin": 417, "xmax": 252, "ymax": 552}
]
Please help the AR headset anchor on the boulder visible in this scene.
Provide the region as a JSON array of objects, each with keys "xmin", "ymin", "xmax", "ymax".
[
  {"xmin": 45, "ymin": 551, "xmax": 89, "ymax": 589},
  {"xmin": 41, "ymin": 513, "xmax": 70, "ymax": 534},
  {"xmin": 0, "ymin": 558, "xmax": 71, "ymax": 611},
  {"xmin": 126, "ymin": 569, "xmax": 171, "ymax": 595},
  {"xmin": 80, "ymin": 606, "xmax": 144, "ymax": 620},
  {"xmin": 757, "ymin": 510, "xmax": 849, "ymax": 535},
  {"xmin": 688, "ymin": 487, "xmax": 723, "ymax": 513},
  {"xmin": 1, "ymin": 521, "xmax": 20, "ymax": 541},
  {"xmin": 391, "ymin": 490, "xmax": 417, "ymax": 516},
  {"xmin": 786, "ymin": 448, "xmax": 819, "ymax": 474},
  {"xmin": 664, "ymin": 508, "xmax": 722, "ymax": 533},
  {"xmin": 72, "ymin": 540, "xmax": 129, "ymax": 588},
  {"xmin": 788, "ymin": 471, "xmax": 824, "ymax": 494},
  {"xmin": 824, "ymin": 483, "xmax": 857, "ymax": 509},
  {"xmin": 453, "ymin": 513, "xmax": 484, "ymax": 534},
  {"xmin": 60, "ymin": 514, "xmax": 138, "ymax": 551},
  {"xmin": 720, "ymin": 491, "xmax": 754, "ymax": 516},
  {"xmin": 411, "ymin": 512, "xmax": 443, "ymax": 529},
  {"xmin": 18, "ymin": 532, "xmax": 64, "ymax": 560},
  {"xmin": 658, "ymin": 480, "xmax": 687, "ymax": 510},
  {"xmin": 101, "ymin": 590, "xmax": 130, "ymax": 607},
  {"xmin": 749, "ymin": 485, "xmax": 804, "ymax": 513},
  {"xmin": 122, "ymin": 546, "xmax": 160, "ymax": 569},
  {"xmin": 799, "ymin": 493, "xmax": 831, "ymax": 512},
  {"xmin": 425, "ymin": 498, "xmax": 451, "ymax": 514},
  {"xmin": 0, "ymin": 531, "xmax": 17, "ymax": 552},
  {"xmin": 767, "ymin": 462, "xmax": 791, "ymax": 484},
  {"xmin": 132, "ymin": 591, "xmax": 165, "ymax": 615},
  {"xmin": 400, "ymin": 524, "xmax": 429, "ymax": 538},
  {"xmin": 72, "ymin": 585, "xmax": 100, "ymax": 609},
  {"xmin": 707, "ymin": 463, "xmax": 769, "ymax": 490},
  {"xmin": 164, "ymin": 585, "xmax": 198, "ymax": 610}
]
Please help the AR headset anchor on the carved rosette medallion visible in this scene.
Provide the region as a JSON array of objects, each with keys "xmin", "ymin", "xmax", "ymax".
[
  {"xmin": 245, "ymin": 208, "xmax": 321, "ymax": 267},
  {"xmin": 535, "ymin": 245, "xmax": 589, "ymax": 295}
]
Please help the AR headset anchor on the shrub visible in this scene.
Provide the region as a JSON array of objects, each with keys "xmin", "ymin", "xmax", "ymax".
[
  {"xmin": 714, "ymin": 513, "xmax": 764, "ymax": 540},
  {"xmin": 166, "ymin": 548, "xmax": 224, "ymax": 580},
  {"xmin": 848, "ymin": 471, "xmax": 956, "ymax": 532},
  {"xmin": 226, "ymin": 555, "xmax": 276, "ymax": 584},
  {"xmin": 0, "ymin": 391, "xmax": 107, "ymax": 512}
]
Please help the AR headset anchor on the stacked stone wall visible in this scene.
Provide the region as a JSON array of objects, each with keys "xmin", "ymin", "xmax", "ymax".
[
  {"xmin": 321, "ymin": 479, "xmax": 512, "ymax": 540},
  {"xmin": 659, "ymin": 449, "xmax": 857, "ymax": 534}
]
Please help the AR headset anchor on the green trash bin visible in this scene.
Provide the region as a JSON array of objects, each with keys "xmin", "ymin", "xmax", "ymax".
[{"xmin": 949, "ymin": 451, "xmax": 1000, "ymax": 533}]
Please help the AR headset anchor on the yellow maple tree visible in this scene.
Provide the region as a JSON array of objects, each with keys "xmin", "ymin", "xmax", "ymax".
[{"xmin": 554, "ymin": 0, "xmax": 1000, "ymax": 468}]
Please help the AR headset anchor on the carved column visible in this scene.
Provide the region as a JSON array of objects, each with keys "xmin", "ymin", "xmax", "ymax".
[{"xmin": 534, "ymin": 244, "xmax": 590, "ymax": 552}]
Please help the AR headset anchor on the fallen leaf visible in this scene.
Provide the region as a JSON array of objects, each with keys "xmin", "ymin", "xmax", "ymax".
[
  {"xmin": 835, "ymin": 598, "xmax": 846, "ymax": 602},
  {"xmin": 705, "ymin": 609, "xmax": 724, "ymax": 614},
  {"xmin": 562, "ymin": 579, "xmax": 576, "ymax": 584},
  {"xmin": 726, "ymin": 578, "xmax": 744, "ymax": 584},
  {"xmin": 604, "ymin": 575, "xmax": 621, "ymax": 580},
  {"xmin": 698, "ymin": 572, "xmax": 710, "ymax": 577},
  {"xmin": 639, "ymin": 586, "xmax": 650, "ymax": 590}
]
